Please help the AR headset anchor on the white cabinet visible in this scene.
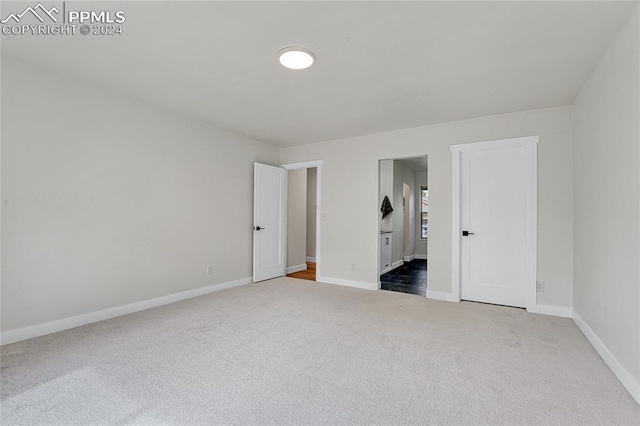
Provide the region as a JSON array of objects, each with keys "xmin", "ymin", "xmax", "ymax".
[{"xmin": 380, "ymin": 232, "xmax": 393, "ymax": 274}]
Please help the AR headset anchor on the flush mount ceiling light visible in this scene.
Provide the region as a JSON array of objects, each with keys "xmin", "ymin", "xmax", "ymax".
[{"xmin": 277, "ymin": 46, "xmax": 315, "ymax": 70}]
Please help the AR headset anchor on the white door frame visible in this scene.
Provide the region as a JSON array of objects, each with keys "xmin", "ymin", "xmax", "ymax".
[
  {"xmin": 280, "ymin": 160, "xmax": 323, "ymax": 280},
  {"xmin": 402, "ymin": 182, "xmax": 410, "ymax": 259},
  {"xmin": 450, "ymin": 135, "xmax": 539, "ymax": 312}
]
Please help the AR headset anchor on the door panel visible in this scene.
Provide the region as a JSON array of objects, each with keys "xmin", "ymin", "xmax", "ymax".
[
  {"xmin": 253, "ymin": 163, "xmax": 286, "ymax": 282},
  {"xmin": 460, "ymin": 146, "xmax": 529, "ymax": 307}
]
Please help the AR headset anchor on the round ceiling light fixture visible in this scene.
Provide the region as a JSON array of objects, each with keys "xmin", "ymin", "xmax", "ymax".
[{"xmin": 277, "ymin": 46, "xmax": 315, "ymax": 70}]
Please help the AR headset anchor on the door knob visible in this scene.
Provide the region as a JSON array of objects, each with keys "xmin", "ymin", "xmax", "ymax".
[
  {"xmin": 462, "ymin": 230, "xmax": 475, "ymax": 236},
  {"xmin": 253, "ymin": 226, "xmax": 266, "ymax": 231}
]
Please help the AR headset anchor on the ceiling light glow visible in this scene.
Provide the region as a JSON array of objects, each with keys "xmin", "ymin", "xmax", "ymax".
[{"xmin": 278, "ymin": 47, "xmax": 315, "ymax": 70}]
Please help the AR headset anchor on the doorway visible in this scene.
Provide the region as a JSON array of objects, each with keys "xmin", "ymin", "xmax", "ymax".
[
  {"xmin": 378, "ymin": 156, "xmax": 428, "ymax": 296},
  {"xmin": 281, "ymin": 161, "xmax": 322, "ymax": 282},
  {"xmin": 451, "ymin": 136, "xmax": 538, "ymax": 310}
]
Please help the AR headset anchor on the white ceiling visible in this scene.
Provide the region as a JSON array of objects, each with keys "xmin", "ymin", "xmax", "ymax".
[{"xmin": 2, "ymin": 1, "xmax": 637, "ymax": 147}]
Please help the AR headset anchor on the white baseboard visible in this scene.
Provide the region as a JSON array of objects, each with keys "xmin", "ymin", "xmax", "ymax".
[
  {"xmin": 533, "ymin": 304, "xmax": 573, "ymax": 318},
  {"xmin": 306, "ymin": 256, "xmax": 316, "ymax": 262},
  {"xmin": 0, "ymin": 276, "xmax": 252, "ymax": 346},
  {"xmin": 573, "ymin": 310, "xmax": 640, "ymax": 405},
  {"xmin": 403, "ymin": 254, "xmax": 415, "ymax": 262},
  {"xmin": 414, "ymin": 254, "xmax": 427, "ymax": 260},
  {"xmin": 286, "ymin": 264, "xmax": 307, "ymax": 274},
  {"xmin": 316, "ymin": 275, "xmax": 378, "ymax": 291},
  {"xmin": 426, "ymin": 289, "xmax": 459, "ymax": 302}
]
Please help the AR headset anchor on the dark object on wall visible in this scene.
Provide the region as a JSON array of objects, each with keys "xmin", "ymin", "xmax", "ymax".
[{"xmin": 381, "ymin": 196, "xmax": 394, "ymax": 219}]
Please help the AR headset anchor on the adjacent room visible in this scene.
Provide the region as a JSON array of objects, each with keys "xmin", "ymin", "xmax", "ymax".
[
  {"xmin": 285, "ymin": 167, "xmax": 318, "ymax": 282},
  {"xmin": 379, "ymin": 156, "xmax": 428, "ymax": 296},
  {"xmin": 2, "ymin": 1, "xmax": 639, "ymax": 424}
]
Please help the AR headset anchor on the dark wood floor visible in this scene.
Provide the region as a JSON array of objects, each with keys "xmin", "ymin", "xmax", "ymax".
[
  {"xmin": 380, "ymin": 259, "xmax": 427, "ymax": 296},
  {"xmin": 287, "ymin": 262, "xmax": 316, "ymax": 281}
]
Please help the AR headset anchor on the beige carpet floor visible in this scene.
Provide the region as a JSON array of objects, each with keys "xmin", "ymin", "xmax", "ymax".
[{"xmin": 1, "ymin": 277, "xmax": 639, "ymax": 425}]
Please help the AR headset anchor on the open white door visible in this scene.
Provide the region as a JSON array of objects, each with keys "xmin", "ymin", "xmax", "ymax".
[
  {"xmin": 253, "ymin": 163, "xmax": 286, "ymax": 282},
  {"xmin": 452, "ymin": 136, "xmax": 538, "ymax": 310}
]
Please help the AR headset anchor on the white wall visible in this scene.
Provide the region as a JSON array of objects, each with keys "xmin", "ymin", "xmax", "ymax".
[
  {"xmin": 414, "ymin": 170, "xmax": 428, "ymax": 258},
  {"xmin": 572, "ymin": 6, "xmax": 640, "ymax": 400},
  {"xmin": 1, "ymin": 58, "xmax": 280, "ymax": 333},
  {"xmin": 286, "ymin": 168, "xmax": 307, "ymax": 269},
  {"xmin": 280, "ymin": 106, "xmax": 574, "ymax": 309},
  {"xmin": 306, "ymin": 168, "xmax": 317, "ymax": 259}
]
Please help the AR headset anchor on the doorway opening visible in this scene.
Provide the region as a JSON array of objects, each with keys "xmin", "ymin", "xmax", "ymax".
[
  {"xmin": 378, "ymin": 155, "xmax": 428, "ymax": 296},
  {"xmin": 281, "ymin": 161, "xmax": 321, "ymax": 282}
]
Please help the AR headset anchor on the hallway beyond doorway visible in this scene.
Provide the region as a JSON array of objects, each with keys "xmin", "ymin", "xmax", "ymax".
[
  {"xmin": 287, "ymin": 261, "xmax": 316, "ymax": 281},
  {"xmin": 380, "ymin": 260, "xmax": 427, "ymax": 296}
]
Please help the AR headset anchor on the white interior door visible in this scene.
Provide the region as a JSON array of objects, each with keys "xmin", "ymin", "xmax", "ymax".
[
  {"xmin": 253, "ymin": 163, "xmax": 286, "ymax": 282},
  {"xmin": 456, "ymin": 138, "xmax": 537, "ymax": 308}
]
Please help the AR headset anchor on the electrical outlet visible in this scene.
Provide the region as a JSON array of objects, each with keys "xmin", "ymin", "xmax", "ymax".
[
  {"xmin": 207, "ymin": 266, "xmax": 214, "ymax": 276},
  {"xmin": 350, "ymin": 264, "xmax": 356, "ymax": 271},
  {"xmin": 537, "ymin": 281, "xmax": 544, "ymax": 292}
]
